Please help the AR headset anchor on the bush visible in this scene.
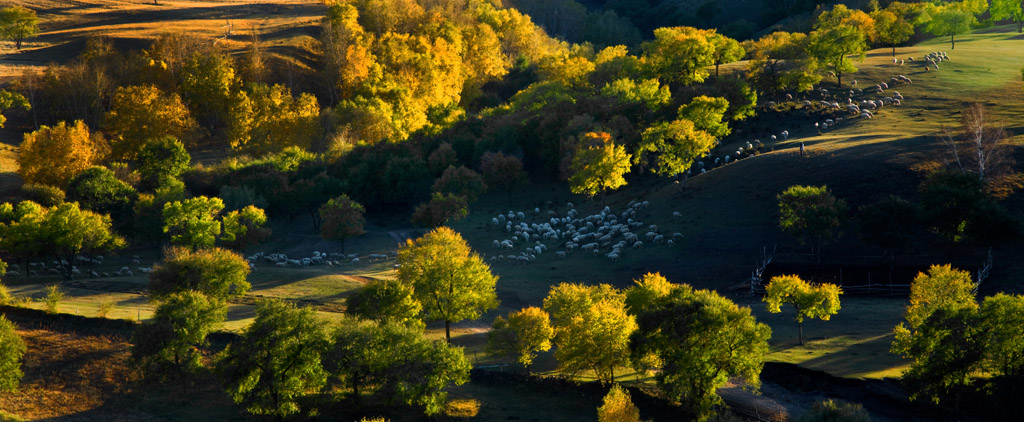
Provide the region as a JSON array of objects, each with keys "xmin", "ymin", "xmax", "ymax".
[
  {"xmin": 797, "ymin": 399, "xmax": 871, "ymax": 422},
  {"xmin": 43, "ymin": 284, "xmax": 64, "ymax": 314},
  {"xmin": 20, "ymin": 183, "xmax": 64, "ymax": 206},
  {"xmin": 97, "ymin": 300, "xmax": 116, "ymax": 318},
  {"xmin": 0, "ymin": 283, "xmax": 11, "ymax": 306}
]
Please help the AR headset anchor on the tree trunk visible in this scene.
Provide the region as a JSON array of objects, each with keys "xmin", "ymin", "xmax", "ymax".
[
  {"xmin": 445, "ymin": 320, "xmax": 451, "ymax": 342},
  {"xmin": 798, "ymin": 320, "xmax": 804, "ymax": 345},
  {"xmin": 951, "ymin": 34, "xmax": 955, "ymax": 50},
  {"xmin": 836, "ymin": 69, "xmax": 842, "ymax": 89},
  {"xmin": 892, "ymin": 45, "xmax": 896, "ymax": 57},
  {"xmin": 715, "ymin": 63, "xmax": 720, "ymax": 78}
]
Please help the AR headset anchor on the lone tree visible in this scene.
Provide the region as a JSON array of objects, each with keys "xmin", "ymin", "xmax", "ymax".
[
  {"xmin": 597, "ymin": 384, "xmax": 641, "ymax": 422},
  {"xmin": 807, "ymin": 24, "xmax": 866, "ymax": 88},
  {"xmin": 0, "ymin": 6, "xmax": 39, "ymax": 50},
  {"xmin": 569, "ymin": 132, "xmax": 632, "ymax": 203},
  {"xmin": 777, "ymin": 185, "xmax": 848, "ymax": 262},
  {"xmin": 480, "ymin": 151, "xmax": 527, "ymax": 206},
  {"xmin": 926, "ymin": 2, "xmax": 983, "ymax": 50},
  {"xmin": 487, "ymin": 307, "xmax": 554, "ymax": 375},
  {"xmin": 940, "ymin": 103, "xmax": 1011, "ymax": 183},
  {"xmin": 543, "ymin": 283, "xmax": 635, "ymax": 384},
  {"xmin": 0, "ymin": 315, "xmax": 26, "ymax": 393},
  {"xmin": 411, "ymin": 192, "xmax": 468, "ymax": 228},
  {"xmin": 132, "ymin": 291, "xmax": 227, "ymax": 382},
  {"xmin": 319, "ymin": 194, "xmax": 365, "ymax": 253},
  {"xmin": 763, "ymin": 274, "xmax": 843, "ymax": 345},
  {"xmin": 630, "ymin": 281, "xmax": 771, "ymax": 420},
  {"xmin": 872, "ymin": 8, "xmax": 915, "ymax": 57},
  {"xmin": 148, "ymin": 246, "xmax": 251, "ymax": 301},
  {"xmin": 219, "ymin": 299, "xmax": 329, "ymax": 419},
  {"xmin": 397, "ymin": 227, "xmax": 499, "ymax": 342}
]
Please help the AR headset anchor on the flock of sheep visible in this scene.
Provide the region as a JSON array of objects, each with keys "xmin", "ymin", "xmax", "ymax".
[
  {"xmin": 487, "ymin": 200, "xmax": 682, "ymax": 264},
  {"xmin": 250, "ymin": 251, "xmax": 395, "ymax": 268},
  {"xmin": 13, "ymin": 254, "xmax": 150, "ymax": 278}
]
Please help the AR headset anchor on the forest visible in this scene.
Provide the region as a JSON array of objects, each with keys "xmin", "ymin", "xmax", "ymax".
[{"xmin": 0, "ymin": 0, "xmax": 1023, "ymax": 421}]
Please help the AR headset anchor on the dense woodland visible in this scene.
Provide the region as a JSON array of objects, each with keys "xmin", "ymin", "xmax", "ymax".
[{"xmin": 0, "ymin": 0, "xmax": 1023, "ymax": 420}]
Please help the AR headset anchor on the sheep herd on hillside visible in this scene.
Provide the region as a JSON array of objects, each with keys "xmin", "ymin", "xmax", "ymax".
[{"xmin": 487, "ymin": 200, "xmax": 682, "ymax": 264}]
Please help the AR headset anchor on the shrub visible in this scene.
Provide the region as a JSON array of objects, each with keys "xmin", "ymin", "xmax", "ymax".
[
  {"xmin": 797, "ymin": 399, "xmax": 871, "ymax": 422},
  {"xmin": 43, "ymin": 284, "xmax": 64, "ymax": 314},
  {"xmin": 20, "ymin": 183, "xmax": 64, "ymax": 206},
  {"xmin": 97, "ymin": 300, "xmax": 116, "ymax": 318}
]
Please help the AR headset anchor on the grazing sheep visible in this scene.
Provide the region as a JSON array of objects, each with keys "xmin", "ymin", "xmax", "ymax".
[
  {"xmin": 672, "ymin": 211, "xmax": 682, "ymax": 219},
  {"xmin": 653, "ymin": 235, "xmax": 665, "ymax": 244},
  {"xmin": 673, "ymin": 233, "xmax": 683, "ymax": 240},
  {"xmin": 556, "ymin": 251, "xmax": 567, "ymax": 259},
  {"xmin": 632, "ymin": 240, "xmax": 644, "ymax": 249},
  {"xmin": 350, "ymin": 257, "xmax": 360, "ymax": 264}
]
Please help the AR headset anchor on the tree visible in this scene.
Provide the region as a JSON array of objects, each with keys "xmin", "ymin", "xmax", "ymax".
[
  {"xmin": 427, "ymin": 142, "xmax": 457, "ymax": 174},
  {"xmin": 980, "ymin": 293, "xmax": 1024, "ymax": 378},
  {"xmin": 18, "ymin": 120, "xmax": 105, "ymax": 188},
  {"xmin": 345, "ymin": 278, "xmax": 423, "ymax": 329},
  {"xmin": 926, "ymin": 4, "xmax": 979, "ymax": 50},
  {"xmin": 0, "ymin": 89, "xmax": 29, "ymax": 128},
  {"xmin": 397, "ymin": 227, "xmax": 499, "ymax": 342},
  {"xmin": 319, "ymin": 194, "xmax": 365, "ymax": 253},
  {"xmin": 220, "ymin": 205, "xmax": 269, "ymax": 250},
  {"xmin": 136, "ymin": 136, "xmax": 191, "ymax": 187},
  {"xmin": 66, "ymin": 166, "xmax": 138, "ymax": 225},
  {"xmin": 777, "ymin": 185, "xmax": 848, "ymax": 261},
  {"xmin": 104, "ymin": 85, "xmax": 197, "ymax": 160},
  {"xmin": 624, "ymin": 272, "xmax": 678, "ymax": 315},
  {"xmin": 940, "ymin": 103, "xmax": 1011, "ymax": 183},
  {"xmin": 637, "ymin": 119, "xmax": 715, "ymax": 176},
  {"xmin": 227, "ymin": 83, "xmax": 320, "ymax": 154},
  {"xmin": 163, "ymin": 196, "xmax": 224, "ymax": 250},
  {"xmin": 480, "ymin": 151, "xmax": 527, "ymax": 206},
  {"xmin": 411, "ymin": 192, "xmax": 468, "ymax": 228},
  {"xmin": 709, "ymin": 33, "xmax": 745, "ymax": 79},
  {"xmin": 743, "ymin": 31, "xmax": 819, "ymax": 99},
  {"xmin": 678, "ymin": 96, "xmax": 732, "ymax": 139},
  {"xmin": 642, "ymin": 26, "xmax": 716, "ymax": 85},
  {"xmin": 872, "ymin": 8, "xmax": 915, "ymax": 56},
  {"xmin": 324, "ymin": 320, "xmax": 471, "ymax": 415},
  {"xmin": 991, "ymin": 0, "xmax": 1024, "ymax": 33},
  {"xmin": 891, "ymin": 264, "xmax": 982, "ymax": 408},
  {"xmin": 597, "ymin": 384, "xmax": 641, "ymax": 422},
  {"xmin": 0, "ymin": 315, "xmax": 25, "ymax": 392},
  {"xmin": 542, "ymin": 283, "xmax": 635, "ymax": 384},
  {"xmin": 857, "ymin": 195, "xmax": 920, "ymax": 263},
  {"xmin": 148, "ymin": 246, "xmax": 250, "ymax": 301},
  {"xmin": 763, "ymin": 275, "xmax": 843, "ymax": 345},
  {"xmin": 219, "ymin": 299, "xmax": 328, "ymax": 419},
  {"xmin": 180, "ymin": 51, "xmax": 237, "ymax": 131},
  {"xmin": 0, "ymin": 6, "xmax": 38, "ymax": 49},
  {"xmin": 630, "ymin": 282, "xmax": 771, "ymax": 420},
  {"xmin": 432, "ymin": 166, "xmax": 487, "ymax": 202},
  {"xmin": 132, "ymin": 291, "xmax": 227, "ymax": 380},
  {"xmin": 569, "ymin": 132, "xmax": 632, "ymax": 202},
  {"xmin": 20, "ymin": 183, "xmax": 65, "ymax": 207},
  {"xmin": 487, "ymin": 307, "xmax": 554, "ymax": 375},
  {"xmin": 918, "ymin": 171, "xmax": 1020, "ymax": 246},
  {"xmin": 807, "ymin": 25, "xmax": 867, "ymax": 88}
]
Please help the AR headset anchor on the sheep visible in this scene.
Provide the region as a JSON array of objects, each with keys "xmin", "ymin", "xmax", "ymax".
[
  {"xmin": 632, "ymin": 240, "xmax": 644, "ymax": 249},
  {"xmin": 605, "ymin": 252, "xmax": 620, "ymax": 261},
  {"xmin": 672, "ymin": 211, "xmax": 682, "ymax": 219},
  {"xmin": 350, "ymin": 257, "xmax": 360, "ymax": 264},
  {"xmin": 5, "ymin": 271, "xmax": 18, "ymax": 278},
  {"xmin": 556, "ymin": 251, "xmax": 567, "ymax": 259},
  {"xmin": 673, "ymin": 233, "xmax": 683, "ymax": 240},
  {"xmin": 653, "ymin": 235, "xmax": 665, "ymax": 244},
  {"xmin": 860, "ymin": 111, "xmax": 873, "ymax": 119},
  {"xmin": 781, "ymin": 130, "xmax": 789, "ymax": 140}
]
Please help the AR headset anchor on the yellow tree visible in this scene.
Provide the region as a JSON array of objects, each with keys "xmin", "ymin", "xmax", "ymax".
[
  {"xmin": 543, "ymin": 283, "xmax": 635, "ymax": 384},
  {"xmin": 487, "ymin": 307, "xmax": 554, "ymax": 375},
  {"xmin": 104, "ymin": 85, "xmax": 197, "ymax": 160},
  {"xmin": 227, "ymin": 83, "xmax": 320, "ymax": 154},
  {"xmin": 642, "ymin": 26, "xmax": 716, "ymax": 85},
  {"xmin": 763, "ymin": 274, "xmax": 842, "ymax": 345},
  {"xmin": 18, "ymin": 120, "xmax": 104, "ymax": 188},
  {"xmin": 597, "ymin": 384, "xmax": 640, "ymax": 422},
  {"xmin": 397, "ymin": 227, "xmax": 498, "ymax": 342},
  {"xmin": 637, "ymin": 119, "xmax": 716, "ymax": 176},
  {"xmin": 569, "ymin": 132, "xmax": 631, "ymax": 203}
]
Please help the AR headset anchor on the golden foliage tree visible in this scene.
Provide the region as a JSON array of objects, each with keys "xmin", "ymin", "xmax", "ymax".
[
  {"xmin": 487, "ymin": 307, "xmax": 554, "ymax": 375},
  {"xmin": 597, "ymin": 384, "xmax": 640, "ymax": 422},
  {"xmin": 18, "ymin": 120, "xmax": 105, "ymax": 188},
  {"xmin": 105, "ymin": 84, "xmax": 197, "ymax": 160},
  {"xmin": 569, "ymin": 132, "xmax": 631, "ymax": 202},
  {"xmin": 228, "ymin": 83, "xmax": 320, "ymax": 154},
  {"xmin": 764, "ymin": 274, "xmax": 843, "ymax": 345}
]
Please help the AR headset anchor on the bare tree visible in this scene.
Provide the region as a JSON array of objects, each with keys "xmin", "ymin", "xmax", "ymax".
[{"xmin": 940, "ymin": 103, "xmax": 1011, "ymax": 183}]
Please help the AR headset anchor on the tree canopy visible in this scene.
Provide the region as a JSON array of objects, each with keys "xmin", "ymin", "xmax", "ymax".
[
  {"xmin": 569, "ymin": 132, "xmax": 632, "ymax": 200},
  {"xmin": 104, "ymin": 85, "xmax": 197, "ymax": 160},
  {"xmin": 487, "ymin": 306, "xmax": 554, "ymax": 375},
  {"xmin": 148, "ymin": 246, "xmax": 251, "ymax": 301},
  {"xmin": 764, "ymin": 274, "xmax": 842, "ymax": 345},
  {"xmin": 132, "ymin": 290, "xmax": 227, "ymax": 379},
  {"xmin": 319, "ymin": 194, "xmax": 365, "ymax": 253},
  {"xmin": 397, "ymin": 227, "xmax": 498, "ymax": 341},
  {"xmin": 0, "ymin": 6, "xmax": 38, "ymax": 49},
  {"xmin": 777, "ymin": 185, "xmax": 848, "ymax": 261},
  {"xmin": 0, "ymin": 315, "xmax": 25, "ymax": 393},
  {"xmin": 543, "ymin": 282, "xmax": 635, "ymax": 384},
  {"xmin": 18, "ymin": 120, "xmax": 105, "ymax": 188}
]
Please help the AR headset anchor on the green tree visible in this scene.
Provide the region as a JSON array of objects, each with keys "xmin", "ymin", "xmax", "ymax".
[
  {"xmin": 20, "ymin": 183, "xmax": 65, "ymax": 207},
  {"xmin": 918, "ymin": 171, "xmax": 1021, "ymax": 247},
  {"xmin": 597, "ymin": 384, "xmax": 641, "ymax": 422},
  {"xmin": 0, "ymin": 6, "xmax": 38, "ymax": 49},
  {"xmin": 642, "ymin": 26, "xmax": 716, "ymax": 85},
  {"xmin": 162, "ymin": 196, "xmax": 224, "ymax": 250},
  {"xmin": 220, "ymin": 205, "xmax": 269, "ymax": 250},
  {"xmin": 104, "ymin": 85, "xmax": 197, "ymax": 160},
  {"xmin": 872, "ymin": 8, "xmax": 915, "ymax": 56},
  {"xmin": 378, "ymin": 327, "xmax": 471, "ymax": 415},
  {"xmin": 980, "ymin": 293, "xmax": 1024, "ymax": 377},
  {"xmin": 743, "ymin": 31, "xmax": 819, "ymax": 99},
  {"xmin": 66, "ymin": 166, "xmax": 138, "ymax": 225},
  {"xmin": 0, "ymin": 315, "xmax": 26, "ymax": 392},
  {"xmin": 0, "ymin": 89, "xmax": 30, "ymax": 128},
  {"xmin": 18, "ymin": 120, "xmax": 105, "ymax": 188},
  {"xmin": 857, "ymin": 195, "xmax": 920, "ymax": 263},
  {"xmin": 630, "ymin": 282, "xmax": 771, "ymax": 420},
  {"xmin": 763, "ymin": 275, "xmax": 843, "ymax": 345},
  {"xmin": 319, "ymin": 194, "xmax": 365, "ymax": 253},
  {"xmin": 569, "ymin": 132, "xmax": 632, "ymax": 202},
  {"xmin": 891, "ymin": 265, "xmax": 982, "ymax": 407},
  {"xmin": 777, "ymin": 185, "xmax": 848, "ymax": 261},
  {"xmin": 807, "ymin": 25, "xmax": 867, "ymax": 88},
  {"xmin": 397, "ymin": 227, "xmax": 499, "ymax": 342},
  {"xmin": 926, "ymin": 3, "xmax": 980, "ymax": 50},
  {"xmin": 991, "ymin": 0, "xmax": 1024, "ymax": 33},
  {"xmin": 543, "ymin": 283, "xmax": 635, "ymax": 384},
  {"xmin": 148, "ymin": 246, "xmax": 251, "ymax": 301},
  {"xmin": 487, "ymin": 307, "xmax": 554, "ymax": 375},
  {"xmin": 137, "ymin": 136, "xmax": 191, "ymax": 187},
  {"xmin": 432, "ymin": 166, "xmax": 487, "ymax": 202},
  {"xmin": 411, "ymin": 192, "xmax": 468, "ymax": 228},
  {"xmin": 678, "ymin": 95, "xmax": 732, "ymax": 139},
  {"xmin": 219, "ymin": 299, "xmax": 328, "ymax": 419},
  {"xmin": 345, "ymin": 278, "xmax": 424, "ymax": 329},
  {"xmin": 480, "ymin": 151, "xmax": 527, "ymax": 206},
  {"xmin": 623, "ymin": 272, "xmax": 677, "ymax": 315},
  {"xmin": 709, "ymin": 33, "xmax": 745, "ymax": 78},
  {"xmin": 637, "ymin": 119, "xmax": 715, "ymax": 176},
  {"xmin": 132, "ymin": 291, "xmax": 226, "ymax": 380}
]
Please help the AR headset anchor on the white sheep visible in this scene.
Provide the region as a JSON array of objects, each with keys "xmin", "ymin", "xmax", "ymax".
[{"xmin": 632, "ymin": 240, "xmax": 644, "ymax": 249}]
